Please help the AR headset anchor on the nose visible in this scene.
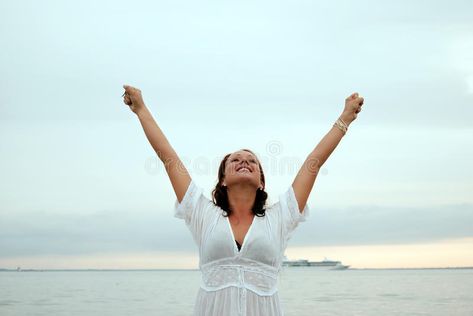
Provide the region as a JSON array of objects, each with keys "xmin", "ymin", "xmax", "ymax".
[{"xmin": 238, "ymin": 160, "xmax": 250, "ymax": 169}]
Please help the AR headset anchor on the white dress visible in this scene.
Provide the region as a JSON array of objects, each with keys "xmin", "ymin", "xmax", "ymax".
[{"xmin": 174, "ymin": 180, "xmax": 310, "ymax": 316}]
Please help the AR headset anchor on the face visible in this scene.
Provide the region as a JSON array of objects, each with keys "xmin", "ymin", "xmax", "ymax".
[{"xmin": 223, "ymin": 150, "xmax": 263, "ymax": 189}]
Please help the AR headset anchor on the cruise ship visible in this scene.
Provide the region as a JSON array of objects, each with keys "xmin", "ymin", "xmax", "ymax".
[{"xmin": 282, "ymin": 256, "xmax": 350, "ymax": 270}]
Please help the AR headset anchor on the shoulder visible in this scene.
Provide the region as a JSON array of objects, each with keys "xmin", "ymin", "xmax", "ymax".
[{"xmin": 262, "ymin": 199, "xmax": 281, "ymax": 220}]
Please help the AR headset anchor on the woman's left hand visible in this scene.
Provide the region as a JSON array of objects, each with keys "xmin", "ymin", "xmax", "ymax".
[{"xmin": 340, "ymin": 92, "xmax": 364, "ymax": 125}]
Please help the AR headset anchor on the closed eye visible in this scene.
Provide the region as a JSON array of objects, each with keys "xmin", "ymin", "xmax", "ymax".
[
  {"xmin": 231, "ymin": 158, "xmax": 257, "ymax": 163},
  {"xmin": 230, "ymin": 158, "xmax": 257, "ymax": 163}
]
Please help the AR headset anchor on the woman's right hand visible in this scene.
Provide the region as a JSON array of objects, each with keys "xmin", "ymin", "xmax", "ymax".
[{"xmin": 122, "ymin": 84, "xmax": 146, "ymax": 115}]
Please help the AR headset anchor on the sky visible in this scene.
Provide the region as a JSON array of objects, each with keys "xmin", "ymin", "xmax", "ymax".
[{"xmin": 0, "ymin": 0, "xmax": 472, "ymax": 269}]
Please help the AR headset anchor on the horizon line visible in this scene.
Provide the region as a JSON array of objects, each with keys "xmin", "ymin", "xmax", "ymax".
[{"xmin": 2, "ymin": 266, "xmax": 473, "ymax": 272}]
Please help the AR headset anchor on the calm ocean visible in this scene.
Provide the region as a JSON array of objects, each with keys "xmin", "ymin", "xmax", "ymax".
[{"xmin": 1, "ymin": 268, "xmax": 472, "ymax": 315}]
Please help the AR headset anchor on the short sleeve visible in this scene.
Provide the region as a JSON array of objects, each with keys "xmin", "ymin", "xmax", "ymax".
[
  {"xmin": 174, "ymin": 180, "xmax": 213, "ymax": 247},
  {"xmin": 278, "ymin": 185, "xmax": 310, "ymax": 250}
]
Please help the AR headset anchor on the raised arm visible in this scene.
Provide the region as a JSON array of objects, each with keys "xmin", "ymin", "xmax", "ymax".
[
  {"xmin": 292, "ymin": 92, "xmax": 365, "ymax": 212},
  {"xmin": 122, "ymin": 84, "xmax": 191, "ymax": 203}
]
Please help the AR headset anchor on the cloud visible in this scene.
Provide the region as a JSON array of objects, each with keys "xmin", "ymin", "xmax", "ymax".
[
  {"xmin": 293, "ymin": 203, "xmax": 473, "ymax": 246},
  {"xmin": 1, "ymin": 0, "xmax": 472, "ymax": 270},
  {"xmin": 0, "ymin": 210, "xmax": 195, "ymax": 257},
  {"xmin": 1, "ymin": 203, "xmax": 472, "ymax": 258},
  {"xmin": 1, "ymin": 0, "xmax": 472, "ymax": 127}
]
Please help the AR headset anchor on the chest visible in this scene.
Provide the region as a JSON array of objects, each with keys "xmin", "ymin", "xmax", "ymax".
[
  {"xmin": 200, "ymin": 214, "xmax": 280, "ymax": 266},
  {"xmin": 228, "ymin": 216, "xmax": 254, "ymax": 245}
]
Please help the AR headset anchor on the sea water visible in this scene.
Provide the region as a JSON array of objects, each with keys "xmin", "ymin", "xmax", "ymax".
[{"xmin": 1, "ymin": 268, "xmax": 472, "ymax": 315}]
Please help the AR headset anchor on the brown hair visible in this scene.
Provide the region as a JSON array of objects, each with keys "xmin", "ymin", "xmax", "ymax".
[{"xmin": 212, "ymin": 149, "xmax": 268, "ymax": 217}]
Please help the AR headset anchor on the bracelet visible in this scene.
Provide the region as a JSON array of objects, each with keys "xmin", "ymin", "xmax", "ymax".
[{"xmin": 333, "ymin": 117, "xmax": 348, "ymax": 135}]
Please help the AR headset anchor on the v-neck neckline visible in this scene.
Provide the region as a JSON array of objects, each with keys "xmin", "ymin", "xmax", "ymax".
[{"xmin": 225, "ymin": 214, "xmax": 256, "ymax": 254}]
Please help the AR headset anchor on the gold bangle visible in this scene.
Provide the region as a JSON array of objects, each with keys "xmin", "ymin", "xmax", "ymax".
[
  {"xmin": 338, "ymin": 117, "xmax": 348, "ymax": 128},
  {"xmin": 333, "ymin": 123, "xmax": 346, "ymax": 134},
  {"xmin": 333, "ymin": 118, "xmax": 347, "ymax": 135}
]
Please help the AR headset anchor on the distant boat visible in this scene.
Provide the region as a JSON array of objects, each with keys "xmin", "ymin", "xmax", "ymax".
[
  {"xmin": 282, "ymin": 256, "xmax": 350, "ymax": 270},
  {"xmin": 17, "ymin": 266, "xmax": 21, "ymax": 272}
]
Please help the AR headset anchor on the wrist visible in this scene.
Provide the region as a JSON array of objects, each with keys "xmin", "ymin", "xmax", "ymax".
[
  {"xmin": 135, "ymin": 104, "xmax": 149, "ymax": 118},
  {"xmin": 339, "ymin": 112, "xmax": 354, "ymax": 126}
]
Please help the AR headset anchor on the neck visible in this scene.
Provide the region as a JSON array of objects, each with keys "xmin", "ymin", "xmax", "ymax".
[{"xmin": 226, "ymin": 184, "xmax": 256, "ymax": 218}]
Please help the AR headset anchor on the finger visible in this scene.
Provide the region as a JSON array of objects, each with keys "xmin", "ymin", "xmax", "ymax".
[
  {"xmin": 346, "ymin": 93, "xmax": 357, "ymax": 101},
  {"xmin": 123, "ymin": 85, "xmax": 135, "ymax": 93}
]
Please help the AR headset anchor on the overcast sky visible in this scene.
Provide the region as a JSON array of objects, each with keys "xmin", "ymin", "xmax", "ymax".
[{"xmin": 1, "ymin": 0, "xmax": 472, "ymax": 269}]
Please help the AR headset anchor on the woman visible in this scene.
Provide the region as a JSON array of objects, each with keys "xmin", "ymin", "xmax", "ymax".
[{"xmin": 122, "ymin": 85, "xmax": 364, "ymax": 315}]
